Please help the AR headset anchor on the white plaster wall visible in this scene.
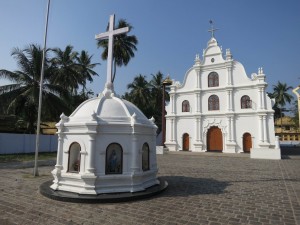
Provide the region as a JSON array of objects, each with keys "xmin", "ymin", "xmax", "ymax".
[
  {"xmin": 233, "ymin": 88, "xmax": 258, "ymax": 111},
  {"xmin": 231, "ymin": 61, "xmax": 252, "ymax": 84},
  {"xmin": 176, "ymin": 117, "xmax": 196, "ymax": 150},
  {"xmin": 235, "ymin": 115, "xmax": 260, "ymax": 151},
  {"xmin": 177, "ymin": 69, "xmax": 197, "ymax": 92},
  {"xmin": 175, "ymin": 93, "xmax": 195, "ymax": 114}
]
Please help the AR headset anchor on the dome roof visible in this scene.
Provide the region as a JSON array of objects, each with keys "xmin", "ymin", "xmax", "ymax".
[{"xmin": 67, "ymin": 92, "xmax": 154, "ymax": 126}]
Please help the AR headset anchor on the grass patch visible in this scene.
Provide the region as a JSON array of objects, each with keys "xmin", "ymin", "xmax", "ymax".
[
  {"xmin": 0, "ymin": 152, "xmax": 57, "ymax": 163},
  {"xmin": 22, "ymin": 173, "xmax": 50, "ymax": 179}
]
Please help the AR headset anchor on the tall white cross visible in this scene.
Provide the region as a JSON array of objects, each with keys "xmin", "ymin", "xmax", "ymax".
[{"xmin": 95, "ymin": 14, "xmax": 129, "ymax": 86}]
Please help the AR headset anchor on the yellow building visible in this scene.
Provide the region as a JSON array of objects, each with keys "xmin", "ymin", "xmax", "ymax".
[
  {"xmin": 41, "ymin": 122, "xmax": 57, "ymax": 135},
  {"xmin": 275, "ymin": 116, "xmax": 300, "ymax": 141}
]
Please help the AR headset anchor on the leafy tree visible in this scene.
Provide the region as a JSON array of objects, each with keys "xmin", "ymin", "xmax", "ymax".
[
  {"xmin": 50, "ymin": 45, "xmax": 81, "ymax": 95},
  {"xmin": 271, "ymin": 81, "xmax": 294, "ymax": 135},
  {"xmin": 97, "ymin": 19, "xmax": 138, "ymax": 83},
  {"xmin": 149, "ymin": 71, "xmax": 170, "ymax": 132},
  {"xmin": 123, "ymin": 72, "xmax": 170, "ymax": 132},
  {"xmin": 124, "ymin": 74, "xmax": 151, "ymax": 116},
  {"xmin": 0, "ymin": 44, "xmax": 70, "ymax": 133},
  {"xmin": 75, "ymin": 50, "xmax": 99, "ymax": 92}
]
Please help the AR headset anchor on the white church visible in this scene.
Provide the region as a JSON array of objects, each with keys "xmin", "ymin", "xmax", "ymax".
[{"xmin": 164, "ymin": 29, "xmax": 281, "ymax": 159}]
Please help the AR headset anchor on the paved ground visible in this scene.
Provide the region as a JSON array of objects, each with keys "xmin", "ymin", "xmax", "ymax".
[{"xmin": 0, "ymin": 149, "xmax": 299, "ymax": 225}]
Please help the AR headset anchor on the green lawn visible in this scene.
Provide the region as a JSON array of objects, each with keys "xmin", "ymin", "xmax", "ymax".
[{"xmin": 0, "ymin": 152, "xmax": 57, "ymax": 163}]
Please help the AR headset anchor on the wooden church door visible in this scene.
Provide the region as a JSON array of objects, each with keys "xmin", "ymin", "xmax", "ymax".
[
  {"xmin": 207, "ymin": 126, "xmax": 223, "ymax": 151},
  {"xmin": 243, "ymin": 133, "xmax": 252, "ymax": 152},
  {"xmin": 183, "ymin": 133, "xmax": 189, "ymax": 151}
]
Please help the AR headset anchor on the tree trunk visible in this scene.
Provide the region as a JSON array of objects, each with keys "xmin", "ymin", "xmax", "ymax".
[{"xmin": 112, "ymin": 60, "xmax": 117, "ymax": 83}]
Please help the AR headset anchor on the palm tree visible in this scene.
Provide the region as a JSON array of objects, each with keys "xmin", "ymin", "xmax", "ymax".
[
  {"xmin": 149, "ymin": 71, "xmax": 167, "ymax": 131},
  {"xmin": 75, "ymin": 50, "xmax": 99, "ymax": 92},
  {"xmin": 0, "ymin": 44, "xmax": 70, "ymax": 133},
  {"xmin": 50, "ymin": 45, "xmax": 80, "ymax": 95},
  {"xmin": 271, "ymin": 81, "xmax": 294, "ymax": 138},
  {"xmin": 125, "ymin": 74, "xmax": 151, "ymax": 116},
  {"xmin": 97, "ymin": 19, "xmax": 138, "ymax": 83}
]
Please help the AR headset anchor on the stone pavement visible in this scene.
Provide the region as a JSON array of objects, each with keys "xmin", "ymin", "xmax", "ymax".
[{"xmin": 0, "ymin": 151, "xmax": 299, "ymax": 225}]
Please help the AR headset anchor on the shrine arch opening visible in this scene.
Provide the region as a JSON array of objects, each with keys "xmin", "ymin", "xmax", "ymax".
[
  {"xmin": 68, "ymin": 142, "xmax": 81, "ymax": 173},
  {"xmin": 207, "ymin": 126, "xmax": 223, "ymax": 151}
]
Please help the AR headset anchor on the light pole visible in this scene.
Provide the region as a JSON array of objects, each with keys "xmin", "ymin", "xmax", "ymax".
[
  {"xmin": 161, "ymin": 76, "xmax": 172, "ymax": 146},
  {"xmin": 34, "ymin": 0, "xmax": 51, "ymax": 177}
]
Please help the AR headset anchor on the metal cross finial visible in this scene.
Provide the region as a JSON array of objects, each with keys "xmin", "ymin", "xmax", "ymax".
[
  {"xmin": 208, "ymin": 20, "xmax": 219, "ymax": 38},
  {"xmin": 95, "ymin": 14, "xmax": 129, "ymax": 88}
]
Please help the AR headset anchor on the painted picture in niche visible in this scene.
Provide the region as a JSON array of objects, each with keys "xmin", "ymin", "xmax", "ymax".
[
  {"xmin": 142, "ymin": 143, "xmax": 150, "ymax": 171},
  {"xmin": 106, "ymin": 143, "xmax": 122, "ymax": 174}
]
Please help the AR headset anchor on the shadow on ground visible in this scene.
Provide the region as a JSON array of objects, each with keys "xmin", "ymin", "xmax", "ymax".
[
  {"xmin": 159, "ymin": 176, "xmax": 230, "ymax": 197},
  {"xmin": 281, "ymin": 146, "xmax": 300, "ymax": 159}
]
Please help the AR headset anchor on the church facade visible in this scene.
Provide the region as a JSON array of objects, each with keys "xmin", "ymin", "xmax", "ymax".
[{"xmin": 165, "ymin": 36, "xmax": 281, "ymax": 159}]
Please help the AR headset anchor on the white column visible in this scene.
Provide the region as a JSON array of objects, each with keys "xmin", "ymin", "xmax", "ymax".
[
  {"xmin": 258, "ymin": 88, "xmax": 263, "ymax": 110},
  {"xmin": 195, "ymin": 117, "xmax": 200, "ymax": 142},
  {"xmin": 226, "ymin": 64, "xmax": 232, "ymax": 85},
  {"xmin": 171, "ymin": 94, "xmax": 175, "ymax": 114},
  {"xmin": 131, "ymin": 135, "xmax": 139, "ymax": 173},
  {"xmin": 196, "ymin": 69, "xmax": 200, "ymax": 89},
  {"xmin": 259, "ymin": 115, "xmax": 264, "ymax": 143},
  {"xmin": 196, "ymin": 93, "xmax": 200, "ymax": 113},
  {"xmin": 263, "ymin": 115, "xmax": 268, "ymax": 142},
  {"xmin": 262, "ymin": 87, "xmax": 266, "ymax": 109},
  {"xmin": 199, "ymin": 117, "xmax": 202, "ymax": 142},
  {"xmin": 231, "ymin": 117, "xmax": 236, "ymax": 143},
  {"xmin": 229, "ymin": 117, "xmax": 232, "ymax": 141},
  {"xmin": 227, "ymin": 90, "xmax": 230, "ymax": 111},
  {"xmin": 55, "ymin": 133, "xmax": 64, "ymax": 170},
  {"xmin": 171, "ymin": 119, "xmax": 174, "ymax": 142},
  {"xmin": 87, "ymin": 134, "xmax": 96, "ymax": 173}
]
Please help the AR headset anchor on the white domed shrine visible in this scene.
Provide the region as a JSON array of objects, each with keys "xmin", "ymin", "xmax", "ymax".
[
  {"xmin": 49, "ymin": 14, "xmax": 161, "ymax": 195},
  {"xmin": 50, "ymin": 87, "xmax": 159, "ymax": 194}
]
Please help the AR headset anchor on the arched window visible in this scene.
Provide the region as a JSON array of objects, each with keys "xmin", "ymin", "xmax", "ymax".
[
  {"xmin": 182, "ymin": 100, "xmax": 190, "ymax": 112},
  {"xmin": 142, "ymin": 143, "xmax": 150, "ymax": 171},
  {"xmin": 208, "ymin": 95, "xmax": 219, "ymax": 110},
  {"xmin": 106, "ymin": 143, "xmax": 123, "ymax": 174},
  {"xmin": 241, "ymin": 95, "xmax": 252, "ymax": 109},
  {"xmin": 68, "ymin": 142, "xmax": 81, "ymax": 173},
  {"xmin": 208, "ymin": 72, "xmax": 219, "ymax": 87}
]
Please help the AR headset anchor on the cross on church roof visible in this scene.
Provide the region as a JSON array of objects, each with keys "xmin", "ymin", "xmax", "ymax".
[
  {"xmin": 95, "ymin": 14, "xmax": 129, "ymax": 90},
  {"xmin": 208, "ymin": 20, "xmax": 219, "ymax": 38}
]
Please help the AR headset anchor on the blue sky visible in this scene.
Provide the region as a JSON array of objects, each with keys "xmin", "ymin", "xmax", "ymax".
[{"xmin": 0, "ymin": 0, "xmax": 299, "ymax": 109}]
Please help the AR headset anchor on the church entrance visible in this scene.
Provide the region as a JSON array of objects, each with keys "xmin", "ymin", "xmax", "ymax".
[
  {"xmin": 243, "ymin": 133, "xmax": 252, "ymax": 152},
  {"xmin": 182, "ymin": 133, "xmax": 189, "ymax": 151},
  {"xmin": 207, "ymin": 126, "xmax": 223, "ymax": 151}
]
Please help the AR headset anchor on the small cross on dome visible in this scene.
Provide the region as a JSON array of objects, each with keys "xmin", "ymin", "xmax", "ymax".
[{"xmin": 208, "ymin": 20, "xmax": 219, "ymax": 38}]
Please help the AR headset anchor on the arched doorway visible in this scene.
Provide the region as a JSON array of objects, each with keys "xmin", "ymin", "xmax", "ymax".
[
  {"xmin": 243, "ymin": 133, "xmax": 252, "ymax": 153},
  {"xmin": 182, "ymin": 133, "xmax": 189, "ymax": 151},
  {"xmin": 207, "ymin": 126, "xmax": 223, "ymax": 151}
]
